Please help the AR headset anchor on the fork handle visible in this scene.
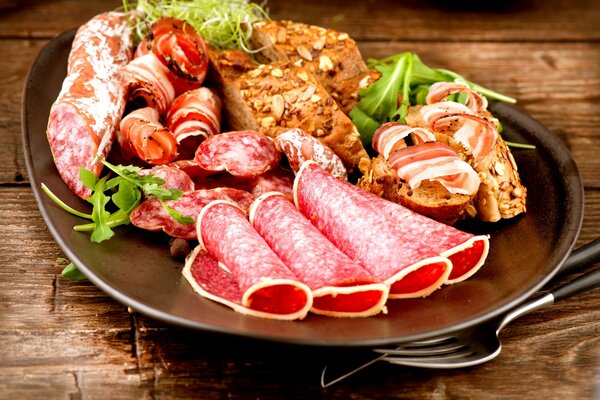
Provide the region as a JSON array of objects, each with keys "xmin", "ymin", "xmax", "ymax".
[
  {"xmin": 556, "ymin": 237, "xmax": 600, "ymax": 278},
  {"xmin": 552, "ymin": 263, "xmax": 600, "ymax": 302}
]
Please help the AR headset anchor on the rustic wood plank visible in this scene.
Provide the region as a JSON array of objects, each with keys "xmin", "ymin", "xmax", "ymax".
[{"xmin": 2, "ymin": 0, "xmax": 600, "ymax": 42}]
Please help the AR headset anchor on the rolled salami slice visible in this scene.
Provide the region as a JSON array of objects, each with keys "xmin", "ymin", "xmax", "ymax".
[
  {"xmin": 354, "ymin": 188, "xmax": 489, "ymax": 284},
  {"xmin": 294, "ymin": 162, "xmax": 452, "ymax": 299},
  {"xmin": 46, "ymin": 12, "xmax": 133, "ymax": 199},
  {"xmin": 197, "ymin": 200, "xmax": 312, "ymax": 319},
  {"xmin": 249, "ymin": 192, "xmax": 388, "ymax": 317},
  {"xmin": 130, "ymin": 189, "xmax": 231, "ymax": 239},
  {"xmin": 194, "ymin": 130, "xmax": 280, "ymax": 178},
  {"xmin": 274, "ymin": 128, "xmax": 347, "ymax": 180}
]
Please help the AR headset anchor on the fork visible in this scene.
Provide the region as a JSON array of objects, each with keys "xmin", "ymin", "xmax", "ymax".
[{"xmin": 321, "ymin": 237, "xmax": 600, "ymax": 387}]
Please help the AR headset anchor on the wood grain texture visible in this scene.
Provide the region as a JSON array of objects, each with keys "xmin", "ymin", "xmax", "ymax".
[{"xmin": 1, "ymin": 0, "xmax": 600, "ymax": 398}]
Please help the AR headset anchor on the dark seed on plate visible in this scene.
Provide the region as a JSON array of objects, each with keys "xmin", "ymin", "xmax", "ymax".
[{"xmin": 169, "ymin": 238, "xmax": 191, "ymax": 260}]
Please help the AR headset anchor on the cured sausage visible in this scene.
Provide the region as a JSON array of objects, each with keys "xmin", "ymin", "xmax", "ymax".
[
  {"xmin": 118, "ymin": 107, "xmax": 178, "ymax": 165},
  {"xmin": 166, "ymin": 87, "xmax": 222, "ymax": 159},
  {"xmin": 194, "ymin": 130, "xmax": 280, "ymax": 178},
  {"xmin": 197, "ymin": 200, "xmax": 312, "ymax": 319},
  {"xmin": 294, "ymin": 162, "xmax": 452, "ymax": 298},
  {"xmin": 249, "ymin": 192, "xmax": 389, "ymax": 317},
  {"xmin": 274, "ymin": 128, "xmax": 347, "ymax": 180},
  {"xmin": 46, "ymin": 12, "xmax": 133, "ymax": 199}
]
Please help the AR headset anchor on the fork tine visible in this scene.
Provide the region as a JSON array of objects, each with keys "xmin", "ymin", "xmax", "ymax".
[{"xmin": 383, "ymin": 349, "xmax": 476, "ymax": 365}]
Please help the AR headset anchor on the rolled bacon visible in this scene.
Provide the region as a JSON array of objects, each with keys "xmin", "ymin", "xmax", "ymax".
[
  {"xmin": 118, "ymin": 107, "xmax": 177, "ymax": 165},
  {"xmin": 426, "ymin": 81, "xmax": 488, "ymax": 113},
  {"xmin": 195, "ymin": 200, "xmax": 313, "ymax": 320},
  {"xmin": 294, "ymin": 162, "xmax": 452, "ymax": 299},
  {"xmin": 46, "ymin": 12, "xmax": 133, "ymax": 199},
  {"xmin": 372, "ymin": 122, "xmax": 435, "ymax": 159},
  {"xmin": 388, "ymin": 142, "xmax": 481, "ymax": 196},
  {"xmin": 249, "ymin": 192, "xmax": 389, "ymax": 317}
]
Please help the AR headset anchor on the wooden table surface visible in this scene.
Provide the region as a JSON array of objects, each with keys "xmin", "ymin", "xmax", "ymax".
[{"xmin": 2, "ymin": 0, "xmax": 600, "ymax": 398}]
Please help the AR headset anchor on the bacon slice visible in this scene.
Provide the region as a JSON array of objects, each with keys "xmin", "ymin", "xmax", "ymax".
[
  {"xmin": 420, "ymin": 101, "xmax": 498, "ymax": 160},
  {"xmin": 121, "ymin": 53, "xmax": 176, "ymax": 115},
  {"xmin": 148, "ymin": 17, "xmax": 209, "ymax": 94},
  {"xmin": 249, "ymin": 192, "xmax": 389, "ymax": 317},
  {"xmin": 388, "ymin": 142, "xmax": 481, "ymax": 196},
  {"xmin": 196, "ymin": 200, "xmax": 312, "ymax": 320},
  {"xmin": 118, "ymin": 107, "xmax": 177, "ymax": 165},
  {"xmin": 426, "ymin": 81, "xmax": 488, "ymax": 113},
  {"xmin": 46, "ymin": 12, "xmax": 133, "ymax": 199},
  {"xmin": 194, "ymin": 130, "xmax": 281, "ymax": 178},
  {"xmin": 274, "ymin": 128, "xmax": 347, "ymax": 180},
  {"xmin": 166, "ymin": 87, "xmax": 222, "ymax": 159},
  {"xmin": 294, "ymin": 162, "xmax": 452, "ymax": 298},
  {"xmin": 372, "ymin": 122, "xmax": 435, "ymax": 159}
]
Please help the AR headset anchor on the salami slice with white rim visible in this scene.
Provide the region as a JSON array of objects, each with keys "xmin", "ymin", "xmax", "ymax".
[
  {"xmin": 249, "ymin": 192, "xmax": 389, "ymax": 317},
  {"xmin": 46, "ymin": 12, "xmax": 133, "ymax": 199},
  {"xmin": 294, "ymin": 162, "xmax": 452, "ymax": 299},
  {"xmin": 249, "ymin": 167, "xmax": 295, "ymax": 202},
  {"xmin": 196, "ymin": 200, "xmax": 312, "ymax": 319},
  {"xmin": 194, "ymin": 130, "xmax": 281, "ymax": 178},
  {"xmin": 138, "ymin": 165, "xmax": 195, "ymax": 192},
  {"xmin": 354, "ymin": 188, "xmax": 490, "ymax": 284}
]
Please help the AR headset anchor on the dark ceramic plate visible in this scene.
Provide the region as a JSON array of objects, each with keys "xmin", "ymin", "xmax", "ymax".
[{"xmin": 22, "ymin": 30, "xmax": 584, "ymax": 347}]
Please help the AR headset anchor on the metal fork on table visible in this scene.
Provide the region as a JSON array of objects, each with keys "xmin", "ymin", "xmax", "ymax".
[{"xmin": 321, "ymin": 237, "xmax": 600, "ymax": 388}]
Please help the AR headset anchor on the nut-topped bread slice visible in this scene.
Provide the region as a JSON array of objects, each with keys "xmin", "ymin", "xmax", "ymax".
[
  {"xmin": 208, "ymin": 48, "xmax": 371, "ymax": 174},
  {"xmin": 250, "ymin": 20, "xmax": 379, "ymax": 114}
]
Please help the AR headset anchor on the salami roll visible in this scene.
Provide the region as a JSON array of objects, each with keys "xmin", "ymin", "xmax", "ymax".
[
  {"xmin": 354, "ymin": 189, "xmax": 489, "ymax": 284},
  {"xmin": 197, "ymin": 200, "xmax": 312, "ymax": 320},
  {"xmin": 249, "ymin": 192, "xmax": 388, "ymax": 317},
  {"xmin": 294, "ymin": 162, "xmax": 452, "ymax": 299},
  {"xmin": 46, "ymin": 12, "xmax": 133, "ymax": 199},
  {"xmin": 274, "ymin": 128, "xmax": 347, "ymax": 180},
  {"xmin": 194, "ymin": 130, "xmax": 281, "ymax": 178}
]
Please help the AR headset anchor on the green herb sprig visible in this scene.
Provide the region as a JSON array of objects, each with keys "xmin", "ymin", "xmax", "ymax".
[
  {"xmin": 350, "ymin": 52, "xmax": 517, "ymax": 146},
  {"xmin": 42, "ymin": 159, "xmax": 193, "ymax": 243},
  {"xmin": 122, "ymin": 0, "xmax": 270, "ymax": 52}
]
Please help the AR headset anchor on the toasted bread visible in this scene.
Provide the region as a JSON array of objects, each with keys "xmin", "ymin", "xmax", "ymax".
[
  {"xmin": 357, "ymin": 155, "xmax": 472, "ymax": 225},
  {"xmin": 208, "ymin": 49, "xmax": 370, "ymax": 174},
  {"xmin": 250, "ymin": 20, "xmax": 379, "ymax": 114}
]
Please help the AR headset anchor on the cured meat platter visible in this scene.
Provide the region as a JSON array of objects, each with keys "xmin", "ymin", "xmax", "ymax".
[{"xmin": 23, "ymin": 28, "xmax": 584, "ymax": 346}]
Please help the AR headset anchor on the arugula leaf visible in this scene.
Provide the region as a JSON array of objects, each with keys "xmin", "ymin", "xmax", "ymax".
[
  {"xmin": 61, "ymin": 262, "xmax": 87, "ymax": 280},
  {"xmin": 159, "ymin": 199, "xmax": 195, "ymax": 225},
  {"xmin": 87, "ymin": 175, "xmax": 114, "ymax": 243},
  {"xmin": 351, "ymin": 52, "xmax": 517, "ymax": 146}
]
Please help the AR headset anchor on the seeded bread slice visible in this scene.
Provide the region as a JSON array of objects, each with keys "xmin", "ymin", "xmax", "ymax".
[
  {"xmin": 357, "ymin": 155, "xmax": 472, "ymax": 225},
  {"xmin": 250, "ymin": 20, "xmax": 379, "ymax": 114},
  {"xmin": 208, "ymin": 48, "xmax": 371, "ymax": 174},
  {"xmin": 405, "ymin": 106, "xmax": 527, "ymax": 222}
]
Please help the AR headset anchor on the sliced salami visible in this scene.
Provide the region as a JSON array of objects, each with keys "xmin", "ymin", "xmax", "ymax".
[
  {"xmin": 197, "ymin": 200, "xmax": 312, "ymax": 319},
  {"xmin": 138, "ymin": 165, "xmax": 195, "ymax": 192},
  {"xmin": 249, "ymin": 192, "xmax": 388, "ymax": 317},
  {"xmin": 294, "ymin": 162, "xmax": 452, "ymax": 299},
  {"xmin": 354, "ymin": 188, "xmax": 490, "ymax": 284},
  {"xmin": 249, "ymin": 167, "xmax": 295, "ymax": 202},
  {"xmin": 211, "ymin": 187, "xmax": 255, "ymax": 214},
  {"xmin": 194, "ymin": 130, "xmax": 280, "ymax": 178},
  {"xmin": 129, "ymin": 189, "xmax": 228, "ymax": 239},
  {"xmin": 46, "ymin": 12, "xmax": 133, "ymax": 199},
  {"xmin": 274, "ymin": 128, "xmax": 347, "ymax": 180}
]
